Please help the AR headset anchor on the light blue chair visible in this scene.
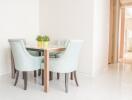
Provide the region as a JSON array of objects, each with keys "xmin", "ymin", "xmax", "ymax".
[
  {"xmin": 22, "ymin": 39, "xmax": 42, "ymax": 77},
  {"xmin": 49, "ymin": 40, "xmax": 70, "ymax": 58},
  {"xmin": 8, "ymin": 39, "xmax": 43, "ymax": 90},
  {"xmin": 48, "ymin": 40, "xmax": 70, "ymax": 80},
  {"xmin": 21, "ymin": 39, "xmax": 41, "ymax": 77},
  {"xmin": 43, "ymin": 40, "xmax": 83, "ymax": 92},
  {"xmin": 21, "ymin": 39, "xmax": 40, "ymax": 57}
]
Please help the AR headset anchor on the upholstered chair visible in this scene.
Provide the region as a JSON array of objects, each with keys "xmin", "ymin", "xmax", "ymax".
[
  {"xmin": 9, "ymin": 39, "xmax": 43, "ymax": 90},
  {"xmin": 42, "ymin": 40, "xmax": 83, "ymax": 92}
]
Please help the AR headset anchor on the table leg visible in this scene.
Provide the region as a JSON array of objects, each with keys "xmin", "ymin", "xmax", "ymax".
[
  {"xmin": 11, "ymin": 51, "xmax": 15, "ymax": 79},
  {"xmin": 50, "ymin": 71, "xmax": 53, "ymax": 80},
  {"xmin": 44, "ymin": 50, "xmax": 49, "ymax": 92}
]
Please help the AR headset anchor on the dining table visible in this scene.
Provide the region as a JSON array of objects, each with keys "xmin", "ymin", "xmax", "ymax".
[{"xmin": 11, "ymin": 43, "xmax": 65, "ymax": 93}]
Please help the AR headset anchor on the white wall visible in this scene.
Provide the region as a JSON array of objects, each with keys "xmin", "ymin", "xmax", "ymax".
[
  {"xmin": 92, "ymin": 0, "xmax": 109, "ymax": 75},
  {"xmin": 39, "ymin": 0, "xmax": 94, "ymax": 76},
  {"xmin": 0, "ymin": 0, "xmax": 109, "ymax": 76},
  {"xmin": 0, "ymin": 0, "xmax": 39, "ymax": 75},
  {"xmin": 39, "ymin": 0, "xmax": 109, "ymax": 76}
]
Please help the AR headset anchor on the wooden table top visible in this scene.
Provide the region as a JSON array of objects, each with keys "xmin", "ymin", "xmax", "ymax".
[{"xmin": 26, "ymin": 45, "xmax": 65, "ymax": 52}]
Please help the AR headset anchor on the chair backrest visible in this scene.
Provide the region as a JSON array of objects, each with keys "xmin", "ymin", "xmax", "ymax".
[
  {"xmin": 52, "ymin": 39, "xmax": 70, "ymax": 48},
  {"xmin": 8, "ymin": 39, "xmax": 33, "ymax": 71},
  {"xmin": 53, "ymin": 40, "xmax": 83, "ymax": 73},
  {"xmin": 63, "ymin": 40, "xmax": 83, "ymax": 65}
]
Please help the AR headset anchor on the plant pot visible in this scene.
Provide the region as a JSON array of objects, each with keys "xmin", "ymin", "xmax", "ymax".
[
  {"xmin": 37, "ymin": 41, "xmax": 43, "ymax": 48},
  {"xmin": 43, "ymin": 41, "xmax": 49, "ymax": 48}
]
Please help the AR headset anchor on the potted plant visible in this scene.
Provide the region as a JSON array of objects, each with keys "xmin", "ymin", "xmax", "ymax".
[
  {"xmin": 42, "ymin": 35, "xmax": 50, "ymax": 48},
  {"xmin": 36, "ymin": 35, "xmax": 43, "ymax": 47}
]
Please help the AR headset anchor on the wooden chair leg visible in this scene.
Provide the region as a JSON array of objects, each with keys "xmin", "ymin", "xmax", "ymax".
[
  {"xmin": 38, "ymin": 69, "xmax": 41, "ymax": 76},
  {"xmin": 38, "ymin": 51, "xmax": 42, "ymax": 76},
  {"xmin": 70, "ymin": 72, "xmax": 74, "ymax": 80},
  {"xmin": 42, "ymin": 69, "xmax": 44, "ymax": 85},
  {"xmin": 14, "ymin": 69, "xmax": 17, "ymax": 74},
  {"xmin": 11, "ymin": 51, "xmax": 15, "ymax": 79},
  {"xmin": 14, "ymin": 71, "xmax": 19, "ymax": 86},
  {"xmin": 50, "ymin": 71, "xmax": 53, "ymax": 80},
  {"xmin": 22, "ymin": 72, "xmax": 24, "ymax": 79},
  {"xmin": 74, "ymin": 71, "xmax": 79, "ymax": 86},
  {"xmin": 23, "ymin": 72, "xmax": 27, "ymax": 90},
  {"xmin": 65, "ymin": 73, "xmax": 69, "ymax": 93},
  {"xmin": 57, "ymin": 73, "xmax": 60, "ymax": 80},
  {"xmin": 34, "ymin": 71, "xmax": 37, "ymax": 78}
]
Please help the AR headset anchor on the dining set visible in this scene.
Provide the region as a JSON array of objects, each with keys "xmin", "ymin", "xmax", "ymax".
[{"xmin": 8, "ymin": 39, "xmax": 83, "ymax": 93}]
